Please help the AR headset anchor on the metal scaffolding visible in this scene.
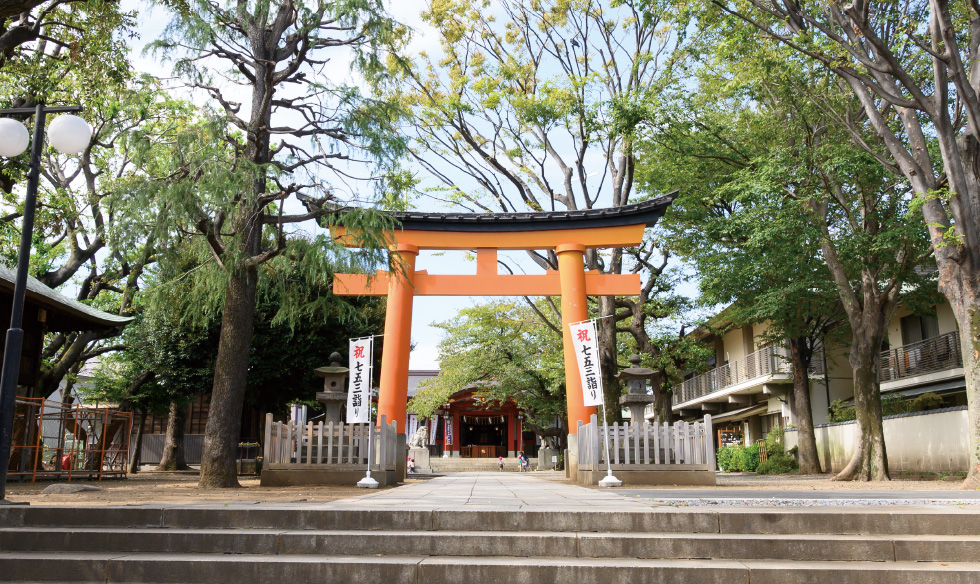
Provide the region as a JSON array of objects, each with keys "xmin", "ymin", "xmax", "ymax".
[{"xmin": 7, "ymin": 396, "xmax": 132, "ymax": 482}]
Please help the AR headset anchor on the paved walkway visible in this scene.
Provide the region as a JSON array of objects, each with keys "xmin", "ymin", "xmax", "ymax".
[
  {"xmin": 330, "ymin": 472, "xmax": 980, "ymax": 510},
  {"xmin": 336, "ymin": 472, "xmax": 650, "ymax": 510}
]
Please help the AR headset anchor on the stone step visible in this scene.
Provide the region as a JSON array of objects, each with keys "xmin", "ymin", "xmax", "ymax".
[
  {"xmin": 4, "ymin": 506, "xmax": 980, "ymax": 535},
  {"xmin": 429, "ymin": 458, "xmax": 523, "ymax": 472},
  {"xmin": 1, "ymin": 527, "xmax": 977, "ymax": 562},
  {"xmin": 429, "ymin": 464, "xmax": 521, "ymax": 472},
  {"xmin": 1, "ymin": 552, "xmax": 978, "ymax": 584}
]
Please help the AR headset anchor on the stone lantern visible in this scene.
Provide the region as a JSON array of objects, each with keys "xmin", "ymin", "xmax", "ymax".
[
  {"xmin": 315, "ymin": 352, "xmax": 348, "ymax": 424},
  {"xmin": 616, "ymin": 354, "xmax": 655, "ymax": 425}
]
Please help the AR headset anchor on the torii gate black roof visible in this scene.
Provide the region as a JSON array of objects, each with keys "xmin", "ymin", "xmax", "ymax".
[{"xmin": 390, "ymin": 192, "xmax": 677, "ymax": 232}]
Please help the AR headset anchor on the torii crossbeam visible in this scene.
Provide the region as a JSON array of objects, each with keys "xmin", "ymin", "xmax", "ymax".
[{"xmin": 331, "ymin": 194, "xmax": 676, "ymax": 440}]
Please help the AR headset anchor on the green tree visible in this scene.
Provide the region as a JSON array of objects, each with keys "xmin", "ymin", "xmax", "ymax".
[
  {"xmin": 147, "ymin": 0, "xmax": 407, "ymax": 487},
  {"xmin": 409, "ymin": 301, "xmax": 568, "ymax": 446},
  {"xmin": 0, "ymin": 0, "xmax": 134, "ymax": 72},
  {"xmin": 640, "ymin": 53, "xmax": 931, "ymax": 478},
  {"xmin": 1, "ymin": 51, "xmax": 197, "ymax": 398},
  {"xmin": 640, "ymin": 98, "xmax": 842, "ymax": 474},
  {"xmin": 0, "ymin": 0, "xmax": 176, "ymax": 402},
  {"xmin": 681, "ymin": 0, "xmax": 980, "ymax": 491},
  {"xmin": 97, "ymin": 239, "xmax": 387, "ymax": 470}
]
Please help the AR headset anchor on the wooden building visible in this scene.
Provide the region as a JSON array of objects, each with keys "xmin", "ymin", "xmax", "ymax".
[{"xmin": 0, "ymin": 263, "xmax": 131, "ymax": 398}]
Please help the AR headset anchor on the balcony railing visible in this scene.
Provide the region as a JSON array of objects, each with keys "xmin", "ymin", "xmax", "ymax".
[
  {"xmin": 879, "ymin": 331, "xmax": 962, "ymax": 383},
  {"xmin": 674, "ymin": 344, "xmax": 793, "ymax": 405}
]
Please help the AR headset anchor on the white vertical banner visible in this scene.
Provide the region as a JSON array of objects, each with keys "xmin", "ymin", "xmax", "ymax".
[
  {"xmin": 407, "ymin": 414, "xmax": 419, "ymax": 439},
  {"xmin": 569, "ymin": 320, "xmax": 603, "ymax": 407},
  {"xmin": 428, "ymin": 416, "xmax": 439, "ymax": 445},
  {"xmin": 346, "ymin": 337, "xmax": 373, "ymax": 424}
]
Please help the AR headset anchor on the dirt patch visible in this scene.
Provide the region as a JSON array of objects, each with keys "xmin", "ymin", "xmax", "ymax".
[{"xmin": 3, "ymin": 470, "xmax": 394, "ymax": 505}]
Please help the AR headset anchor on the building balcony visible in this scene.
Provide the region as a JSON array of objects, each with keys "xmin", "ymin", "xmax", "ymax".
[
  {"xmin": 879, "ymin": 331, "xmax": 963, "ymax": 391},
  {"xmin": 672, "ymin": 343, "xmax": 827, "ymax": 409},
  {"xmin": 673, "ymin": 344, "xmax": 788, "ymax": 407}
]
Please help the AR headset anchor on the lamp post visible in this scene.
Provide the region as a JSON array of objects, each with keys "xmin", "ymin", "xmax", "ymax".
[{"xmin": 0, "ymin": 104, "xmax": 91, "ymax": 503}]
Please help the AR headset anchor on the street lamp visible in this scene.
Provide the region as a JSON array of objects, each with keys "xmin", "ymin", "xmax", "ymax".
[{"xmin": 0, "ymin": 104, "xmax": 91, "ymax": 503}]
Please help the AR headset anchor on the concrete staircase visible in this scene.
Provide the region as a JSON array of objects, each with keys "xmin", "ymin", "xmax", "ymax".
[
  {"xmin": 1, "ymin": 505, "xmax": 979, "ymax": 583},
  {"xmin": 429, "ymin": 456, "xmax": 522, "ymax": 472}
]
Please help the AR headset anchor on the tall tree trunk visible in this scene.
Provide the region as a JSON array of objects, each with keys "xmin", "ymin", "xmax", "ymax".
[
  {"xmin": 833, "ymin": 333, "xmax": 889, "ymax": 481},
  {"xmin": 598, "ymin": 296, "xmax": 621, "ymax": 423},
  {"xmin": 128, "ymin": 409, "xmax": 147, "ymax": 474},
  {"xmin": 789, "ymin": 337, "xmax": 822, "ymax": 474},
  {"xmin": 199, "ymin": 266, "xmax": 258, "ymax": 488},
  {"xmin": 158, "ymin": 401, "xmax": 189, "ymax": 471},
  {"xmin": 650, "ymin": 375, "xmax": 673, "ymax": 424},
  {"xmin": 809, "ymin": 195, "xmax": 898, "ymax": 481},
  {"xmin": 940, "ymin": 271, "xmax": 980, "ymax": 489}
]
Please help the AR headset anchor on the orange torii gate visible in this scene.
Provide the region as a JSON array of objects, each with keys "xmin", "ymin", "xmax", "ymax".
[{"xmin": 331, "ymin": 194, "xmax": 676, "ymax": 440}]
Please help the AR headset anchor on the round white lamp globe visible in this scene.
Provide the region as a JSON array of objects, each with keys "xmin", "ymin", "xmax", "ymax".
[
  {"xmin": 0, "ymin": 118, "xmax": 30, "ymax": 157},
  {"xmin": 47, "ymin": 114, "xmax": 92, "ymax": 155}
]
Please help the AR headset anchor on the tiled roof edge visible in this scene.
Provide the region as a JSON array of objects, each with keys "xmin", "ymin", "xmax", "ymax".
[{"xmin": 0, "ymin": 263, "xmax": 133, "ymax": 328}]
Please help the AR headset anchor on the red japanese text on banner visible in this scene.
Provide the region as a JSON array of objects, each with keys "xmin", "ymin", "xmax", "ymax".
[
  {"xmin": 569, "ymin": 321, "xmax": 603, "ymax": 407},
  {"xmin": 347, "ymin": 337, "xmax": 373, "ymax": 423}
]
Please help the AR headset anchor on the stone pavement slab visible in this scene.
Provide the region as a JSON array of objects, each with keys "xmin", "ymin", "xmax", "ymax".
[
  {"xmin": 329, "ymin": 471, "xmax": 652, "ymax": 510},
  {"xmin": 321, "ymin": 472, "xmax": 980, "ymax": 512}
]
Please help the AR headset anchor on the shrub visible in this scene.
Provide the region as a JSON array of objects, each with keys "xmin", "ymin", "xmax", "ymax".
[
  {"xmin": 735, "ymin": 444, "xmax": 761, "ymax": 472},
  {"xmin": 829, "ymin": 399, "xmax": 856, "ymax": 422},
  {"xmin": 716, "ymin": 445, "xmax": 737, "ymax": 471},
  {"xmin": 756, "ymin": 453, "xmax": 798, "ymax": 474},
  {"xmin": 765, "ymin": 426, "xmax": 785, "ymax": 456},
  {"xmin": 881, "ymin": 394, "xmax": 908, "ymax": 416},
  {"xmin": 909, "ymin": 392, "xmax": 945, "ymax": 412},
  {"xmin": 717, "ymin": 443, "xmax": 762, "ymax": 472}
]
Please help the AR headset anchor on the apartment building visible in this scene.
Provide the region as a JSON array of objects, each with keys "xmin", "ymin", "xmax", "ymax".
[
  {"xmin": 665, "ymin": 301, "xmax": 970, "ymax": 473},
  {"xmin": 880, "ymin": 302, "xmax": 966, "ymax": 406},
  {"xmin": 659, "ymin": 307, "xmax": 851, "ymax": 447}
]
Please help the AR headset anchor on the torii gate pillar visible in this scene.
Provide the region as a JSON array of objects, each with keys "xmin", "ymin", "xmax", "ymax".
[
  {"xmin": 376, "ymin": 243, "xmax": 418, "ymax": 433},
  {"xmin": 556, "ymin": 243, "xmax": 595, "ymax": 431}
]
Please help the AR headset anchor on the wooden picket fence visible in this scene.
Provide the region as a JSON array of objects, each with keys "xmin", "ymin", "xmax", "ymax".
[
  {"xmin": 577, "ymin": 414, "xmax": 715, "ymax": 471},
  {"xmin": 263, "ymin": 413, "xmax": 398, "ymax": 472}
]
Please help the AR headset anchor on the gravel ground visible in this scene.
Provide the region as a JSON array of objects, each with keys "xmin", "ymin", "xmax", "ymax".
[
  {"xmin": 643, "ymin": 497, "xmax": 980, "ymax": 507},
  {"xmin": 541, "ymin": 470, "xmax": 974, "ymax": 491},
  {"xmin": 714, "ymin": 472, "xmax": 970, "ymax": 491}
]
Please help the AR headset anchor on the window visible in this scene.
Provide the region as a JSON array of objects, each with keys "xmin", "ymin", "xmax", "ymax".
[{"xmin": 901, "ymin": 314, "xmax": 940, "ymax": 345}]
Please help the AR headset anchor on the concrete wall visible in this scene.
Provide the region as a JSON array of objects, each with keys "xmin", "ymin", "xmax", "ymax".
[{"xmin": 785, "ymin": 407, "xmax": 969, "ymax": 473}]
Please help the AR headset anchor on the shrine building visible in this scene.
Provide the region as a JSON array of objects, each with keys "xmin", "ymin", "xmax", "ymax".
[{"xmin": 404, "ymin": 371, "xmax": 538, "ymax": 459}]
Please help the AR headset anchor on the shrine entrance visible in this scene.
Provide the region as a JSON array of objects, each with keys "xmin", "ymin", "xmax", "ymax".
[
  {"xmin": 459, "ymin": 416, "xmax": 507, "ymax": 458},
  {"xmin": 331, "ymin": 195, "xmax": 675, "ymax": 448}
]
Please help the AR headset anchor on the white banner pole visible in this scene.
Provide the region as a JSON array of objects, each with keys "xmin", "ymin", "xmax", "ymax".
[
  {"xmin": 356, "ymin": 337, "xmax": 379, "ymax": 489},
  {"xmin": 568, "ymin": 318, "xmax": 622, "ymax": 488}
]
